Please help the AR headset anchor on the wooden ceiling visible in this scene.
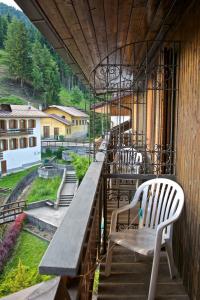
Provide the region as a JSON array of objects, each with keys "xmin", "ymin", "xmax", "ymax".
[{"xmin": 16, "ymin": 0, "xmax": 190, "ymax": 88}]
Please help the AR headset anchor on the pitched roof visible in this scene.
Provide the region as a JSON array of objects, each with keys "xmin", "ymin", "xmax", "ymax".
[
  {"xmin": 49, "ymin": 114, "xmax": 71, "ymax": 126},
  {"xmin": 48, "ymin": 105, "xmax": 89, "ymax": 118},
  {"xmin": 0, "ymin": 105, "xmax": 47, "ymax": 118}
]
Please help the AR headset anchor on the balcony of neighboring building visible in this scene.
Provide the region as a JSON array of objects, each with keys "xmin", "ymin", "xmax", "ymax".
[{"xmin": 0, "ymin": 119, "xmax": 36, "ymax": 137}]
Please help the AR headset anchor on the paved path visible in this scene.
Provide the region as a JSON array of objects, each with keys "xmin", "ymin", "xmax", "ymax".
[{"xmin": 25, "ymin": 205, "xmax": 68, "ymax": 228}]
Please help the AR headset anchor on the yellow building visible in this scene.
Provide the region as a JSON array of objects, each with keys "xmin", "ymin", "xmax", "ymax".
[{"xmin": 41, "ymin": 105, "xmax": 89, "ymax": 140}]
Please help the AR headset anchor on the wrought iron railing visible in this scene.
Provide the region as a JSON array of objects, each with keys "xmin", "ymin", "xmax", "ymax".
[{"xmin": 38, "ymin": 132, "xmax": 176, "ymax": 299}]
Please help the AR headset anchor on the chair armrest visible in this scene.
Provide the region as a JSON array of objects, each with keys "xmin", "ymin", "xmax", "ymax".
[
  {"xmin": 154, "ymin": 214, "xmax": 180, "ymax": 252},
  {"xmin": 109, "ymin": 202, "xmax": 137, "ymax": 234},
  {"xmin": 157, "ymin": 214, "xmax": 180, "ymax": 235}
]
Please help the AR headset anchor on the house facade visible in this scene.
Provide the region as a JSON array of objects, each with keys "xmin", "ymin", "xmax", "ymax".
[
  {"xmin": 0, "ymin": 104, "xmax": 46, "ymax": 175},
  {"xmin": 41, "ymin": 105, "xmax": 89, "ymax": 140}
]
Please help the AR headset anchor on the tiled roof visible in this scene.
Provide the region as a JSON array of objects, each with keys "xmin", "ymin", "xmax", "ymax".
[
  {"xmin": 0, "ymin": 105, "xmax": 47, "ymax": 118},
  {"xmin": 49, "ymin": 114, "xmax": 71, "ymax": 126},
  {"xmin": 48, "ymin": 105, "xmax": 89, "ymax": 118}
]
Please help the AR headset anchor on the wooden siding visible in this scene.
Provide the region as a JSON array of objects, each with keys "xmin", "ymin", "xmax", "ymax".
[{"xmin": 168, "ymin": 2, "xmax": 200, "ymax": 299}]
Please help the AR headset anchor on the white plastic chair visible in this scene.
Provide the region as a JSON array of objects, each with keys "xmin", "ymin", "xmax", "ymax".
[
  {"xmin": 105, "ymin": 178, "xmax": 184, "ymax": 300},
  {"xmin": 114, "ymin": 147, "xmax": 143, "ymax": 174}
]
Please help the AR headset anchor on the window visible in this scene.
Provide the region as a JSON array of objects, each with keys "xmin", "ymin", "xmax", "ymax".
[
  {"xmin": 0, "ymin": 120, "xmax": 6, "ymax": 130},
  {"xmin": 9, "ymin": 138, "xmax": 18, "ymax": 150},
  {"xmin": 19, "ymin": 137, "xmax": 27, "ymax": 149},
  {"xmin": 54, "ymin": 128, "xmax": 59, "ymax": 138},
  {"xmin": 28, "ymin": 119, "xmax": 36, "ymax": 128},
  {"xmin": 76, "ymin": 120, "xmax": 78, "ymax": 126},
  {"xmin": 43, "ymin": 126, "xmax": 50, "ymax": 138},
  {"xmin": 19, "ymin": 119, "xmax": 27, "ymax": 129},
  {"xmin": 79, "ymin": 120, "xmax": 81, "ymax": 125},
  {"xmin": 29, "ymin": 137, "xmax": 37, "ymax": 147},
  {"xmin": 9, "ymin": 119, "xmax": 18, "ymax": 129},
  {"xmin": 0, "ymin": 139, "xmax": 8, "ymax": 151},
  {"xmin": 72, "ymin": 120, "xmax": 75, "ymax": 125}
]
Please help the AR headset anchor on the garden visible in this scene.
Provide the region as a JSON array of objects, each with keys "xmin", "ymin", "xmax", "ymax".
[
  {"xmin": 25, "ymin": 176, "xmax": 61, "ymax": 204},
  {"xmin": 0, "ymin": 214, "xmax": 49, "ymax": 297}
]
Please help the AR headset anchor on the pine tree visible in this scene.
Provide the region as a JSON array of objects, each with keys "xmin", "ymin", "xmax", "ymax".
[
  {"xmin": 32, "ymin": 40, "xmax": 60, "ymax": 104},
  {"xmin": 5, "ymin": 19, "xmax": 32, "ymax": 86},
  {"xmin": 0, "ymin": 16, "xmax": 8, "ymax": 48}
]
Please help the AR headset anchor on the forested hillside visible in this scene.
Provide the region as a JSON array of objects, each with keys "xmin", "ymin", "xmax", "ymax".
[
  {"xmin": 0, "ymin": 3, "xmax": 107, "ymax": 137},
  {"xmin": 0, "ymin": 3, "xmax": 90, "ymax": 110}
]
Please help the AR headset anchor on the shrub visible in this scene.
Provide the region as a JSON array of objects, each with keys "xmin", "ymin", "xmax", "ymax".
[
  {"xmin": 59, "ymin": 135, "xmax": 64, "ymax": 141},
  {"xmin": 55, "ymin": 146, "xmax": 65, "ymax": 159},
  {"xmin": 0, "ymin": 259, "xmax": 51, "ymax": 297},
  {"xmin": 45, "ymin": 147, "xmax": 52, "ymax": 157},
  {"xmin": 0, "ymin": 213, "xmax": 26, "ymax": 272},
  {"xmin": 70, "ymin": 153, "xmax": 90, "ymax": 182}
]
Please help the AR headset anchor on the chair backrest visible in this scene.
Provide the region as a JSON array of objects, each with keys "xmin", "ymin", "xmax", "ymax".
[
  {"xmin": 115, "ymin": 148, "xmax": 142, "ymax": 165},
  {"xmin": 132, "ymin": 178, "xmax": 184, "ymax": 238}
]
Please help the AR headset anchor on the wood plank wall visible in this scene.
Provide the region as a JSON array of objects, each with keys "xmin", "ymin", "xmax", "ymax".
[{"xmin": 168, "ymin": 2, "xmax": 200, "ymax": 299}]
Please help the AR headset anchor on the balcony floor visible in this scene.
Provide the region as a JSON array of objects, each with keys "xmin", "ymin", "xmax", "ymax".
[{"xmin": 98, "ymin": 246, "xmax": 189, "ymax": 300}]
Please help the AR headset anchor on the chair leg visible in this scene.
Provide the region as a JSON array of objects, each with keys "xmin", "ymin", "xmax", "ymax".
[
  {"xmin": 165, "ymin": 240, "xmax": 176, "ymax": 279},
  {"xmin": 148, "ymin": 250, "xmax": 161, "ymax": 300},
  {"xmin": 105, "ymin": 240, "xmax": 113, "ymax": 277}
]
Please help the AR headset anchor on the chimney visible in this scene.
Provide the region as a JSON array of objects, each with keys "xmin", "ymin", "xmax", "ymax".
[{"xmin": 28, "ymin": 102, "xmax": 31, "ymax": 109}]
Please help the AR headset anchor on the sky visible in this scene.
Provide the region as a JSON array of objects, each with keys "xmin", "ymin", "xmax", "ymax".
[{"xmin": 0, "ymin": 0, "xmax": 21, "ymax": 10}]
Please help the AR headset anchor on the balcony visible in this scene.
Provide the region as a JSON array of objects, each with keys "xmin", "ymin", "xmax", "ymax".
[
  {"xmin": 0, "ymin": 128, "xmax": 33, "ymax": 137},
  {"xmin": 37, "ymin": 134, "xmax": 188, "ymax": 300}
]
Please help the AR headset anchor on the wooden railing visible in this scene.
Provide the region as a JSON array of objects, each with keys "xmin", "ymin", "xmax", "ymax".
[
  {"xmin": 39, "ymin": 149, "xmax": 106, "ymax": 299},
  {"xmin": 0, "ymin": 200, "xmax": 26, "ymax": 224}
]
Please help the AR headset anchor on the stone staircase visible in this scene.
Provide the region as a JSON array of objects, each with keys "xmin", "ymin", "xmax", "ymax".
[
  {"xmin": 64, "ymin": 173, "xmax": 77, "ymax": 183},
  {"xmin": 58, "ymin": 172, "xmax": 77, "ymax": 207},
  {"xmin": 97, "ymin": 246, "xmax": 189, "ymax": 300},
  {"xmin": 59, "ymin": 194, "xmax": 74, "ymax": 207}
]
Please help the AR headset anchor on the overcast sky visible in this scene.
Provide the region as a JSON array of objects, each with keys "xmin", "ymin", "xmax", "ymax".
[{"xmin": 0, "ymin": 0, "xmax": 21, "ymax": 10}]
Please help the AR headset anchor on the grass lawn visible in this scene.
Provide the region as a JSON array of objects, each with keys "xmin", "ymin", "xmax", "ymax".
[
  {"xmin": 59, "ymin": 86, "xmax": 89, "ymax": 111},
  {"xmin": 25, "ymin": 176, "xmax": 62, "ymax": 203},
  {"xmin": 0, "ymin": 95, "xmax": 27, "ymax": 105},
  {"xmin": 0, "ymin": 166, "xmax": 38, "ymax": 190},
  {"xmin": 0, "ymin": 231, "xmax": 49, "ymax": 297}
]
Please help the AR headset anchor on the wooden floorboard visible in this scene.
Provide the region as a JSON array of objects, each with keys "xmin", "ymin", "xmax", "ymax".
[{"xmin": 97, "ymin": 247, "xmax": 189, "ymax": 300}]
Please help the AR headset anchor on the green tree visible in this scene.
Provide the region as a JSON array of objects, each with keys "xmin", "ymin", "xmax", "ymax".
[
  {"xmin": 0, "ymin": 15, "xmax": 8, "ymax": 48},
  {"xmin": 70, "ymin": 86, "xmax": 84, "ymax": 104},
  {"xmin": 5, "ymin": 19, "xmax": 31, "ymax": 86},
  {"xmin": 32, "ymin": 40, "xmax": 60, "ymax": 104}
]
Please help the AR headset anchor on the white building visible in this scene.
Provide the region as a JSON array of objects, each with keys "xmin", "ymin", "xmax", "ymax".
[{"xmin": 0, "ymin": 104, "xmax": 46, "ymax": 175}]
